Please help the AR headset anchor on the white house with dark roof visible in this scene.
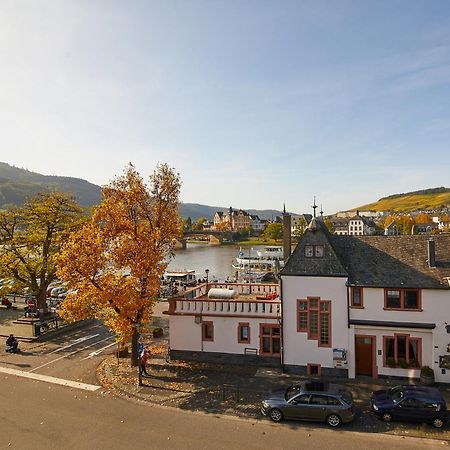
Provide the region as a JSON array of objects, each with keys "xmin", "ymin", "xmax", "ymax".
[
  {"xmin": 167, "ymin": 217, "xmax": 450, "ymax": 383},
  {"xmin": 281, "ymin": 218, "xmax": 450, "ymax": 382}
]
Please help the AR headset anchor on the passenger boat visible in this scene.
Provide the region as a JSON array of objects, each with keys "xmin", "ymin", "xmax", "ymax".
[
  {"xmin": 232, "ymin": 246, "xmax": 284, "ymax": 273},
  {"xmin": 163, "ymin": 269, "xmax": 197, "ymax": 287}
]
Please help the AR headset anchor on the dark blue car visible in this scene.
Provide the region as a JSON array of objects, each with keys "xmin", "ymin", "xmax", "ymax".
[{"xmin": 371, "ymin": 385, "xmax": 447, "ymax": 428}]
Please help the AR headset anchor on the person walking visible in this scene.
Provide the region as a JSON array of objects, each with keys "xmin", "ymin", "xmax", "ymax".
[{"xmin": 138, "ymin": 349, "xmax": 150, "ymax": 386}]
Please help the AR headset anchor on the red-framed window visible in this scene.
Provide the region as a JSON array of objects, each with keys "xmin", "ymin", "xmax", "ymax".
[
  {"xmin": 307, "ymin": 363, "xmax": 321, "ymax": 376},
  {"xmin": 384, "ymin": 289, "xmax": 421, "ymax": 310},
  {"xmin": 202, "ymin": 321, "xmax": 214, "ymax": 341},
  {"xmin": 319, "ymin": 301, "xmax": 331, "ymax": 347},
  {"xmin": 260, "ymin": 324, "xmax": 281, "ymax": 356},
  {"xmin": 238, "ymin": 322, "xmax": 250, "ymax": 344},
  {"xmin": 350, "ymin": 287, "xmax": 363, "ymax": 308},
  {"xmin": 297, "ymin": 298, "xmax": 331, "ymax": 347},
  {"xmin": 383, "ymin": 334, "xmax": 422, "ymax": 368}
]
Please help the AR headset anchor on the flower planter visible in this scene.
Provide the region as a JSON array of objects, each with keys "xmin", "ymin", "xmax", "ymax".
[
  {"xmin": 153, "ymin": 328, "xmax": 164, "ymax": 338},
  {"xmin": 420, "ymin": 367, "xmax": 435, "ymax": 386}
]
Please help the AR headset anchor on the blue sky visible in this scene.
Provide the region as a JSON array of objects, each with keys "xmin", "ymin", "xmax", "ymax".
[{"xmin": 1, "ymin": 1, "xmax": 450, "ymax": 214}]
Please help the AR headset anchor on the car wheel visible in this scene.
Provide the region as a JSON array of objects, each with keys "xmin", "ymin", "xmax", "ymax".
[
  {"xmin": 326, "ymin": 414, "xmax": 342, "ymax": 428},
  {"xmin": 432, "ymin": 418, "xmax": 445, "ymax": 428},
  {"xmin": 381, "ymin": 412, "xmax": 392, "ymax": 423},
  {"xmin": 269, "ymin": 408, "xmax": 283, "ymax": 422}
]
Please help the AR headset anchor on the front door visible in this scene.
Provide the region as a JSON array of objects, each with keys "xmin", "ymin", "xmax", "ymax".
[{"xmin": 355, "ymin": 336, "xmax": 373, "ymax": 376}]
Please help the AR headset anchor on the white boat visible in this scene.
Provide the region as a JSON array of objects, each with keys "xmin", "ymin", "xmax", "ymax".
[
  {"xmin": 232, "ymin": 246, "xmax": 284, "ymax": 273},
  {"xmin": 163, "ymin": 269, "xmax": 197, "ymax": 287},
  {"xmin": 256, "ymin": 245, "xmax": 283, "ymax": 260}
]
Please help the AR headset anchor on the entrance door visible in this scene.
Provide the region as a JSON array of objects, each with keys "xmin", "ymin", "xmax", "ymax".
[{"xmin": 355, "ymin": 336, "xmax": 373, "ymax": 376}]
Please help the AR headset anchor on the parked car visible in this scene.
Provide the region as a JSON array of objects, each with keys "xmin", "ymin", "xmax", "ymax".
[
  {"xmin": 261, "ymin": 380, "xmax": 355, "ymax": 427},
  {"xmin": 371, "ymin": 385, "xmax": 448, "ymax": 428}
]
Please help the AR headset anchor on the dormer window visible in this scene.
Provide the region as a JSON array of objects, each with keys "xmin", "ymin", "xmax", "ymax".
[
  {"xmin": 314, "ymin": 246, "xmax": 324, "ymax": 257},
  {"xmin": 304, "ymin": 245, "xmax": 324, "ymax": 258}
]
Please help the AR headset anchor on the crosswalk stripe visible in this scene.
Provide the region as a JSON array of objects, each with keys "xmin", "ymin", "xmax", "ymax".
[{"xmin": 0, "ymin": 366, "xmax": 100, "ymax": 391}]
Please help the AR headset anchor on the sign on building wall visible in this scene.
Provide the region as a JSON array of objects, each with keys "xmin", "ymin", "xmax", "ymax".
[{"xmin": 333, "ymin": 348, "xmax": 348, "ymax": 368}]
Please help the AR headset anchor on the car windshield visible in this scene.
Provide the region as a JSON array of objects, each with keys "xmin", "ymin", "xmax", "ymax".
[
  {"xmin": 388, "ymin": 387, "xmax": 404, "ymax": 404},
  {"xmin": 285, "ymin": 385, "xmax": 301, "ymax": 401}
]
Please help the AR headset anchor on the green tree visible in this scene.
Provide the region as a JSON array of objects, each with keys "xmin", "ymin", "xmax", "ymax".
[
  {"xmin": 324, "ymin": 219, "xmax": 335, "ymax": 234},
  {"xmin": 263, "ymin": 222, "xmax": 283, "ymax": 241},
  {"xmin": 192, "ymin": 217, "xmax": 207, "ymax": 231},
  {"xmin": 0, "ymin": 192, "xmax": 84, "ymax": 311},
  {"xmin": 397, "ymin": 215, "xmax": 414, "ymax": 235},
  {"xmin": 293, "ymin": 217, "xmax": 307, "ymax": 238}
]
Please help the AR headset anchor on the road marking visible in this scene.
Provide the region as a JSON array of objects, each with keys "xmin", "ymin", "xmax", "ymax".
[
  {"xmin": 0, "ymin": 366, "xmax": 100, "ymax": 391},
  {"xmin": 30, "ymin": 336, "xmax": 114, "ymax": 372},
  {"xmin": 48, "ymin": 334, "xmax": 100, "ymax": 354},
  {"xmin": 81, "ymin": 342, "xmax": 117, "ymax": 360}
]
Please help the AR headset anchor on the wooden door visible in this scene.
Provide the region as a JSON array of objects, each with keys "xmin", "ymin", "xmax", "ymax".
[{"xmin": 355, "ymin": 336, "xmax": 373, "ymax": 376}]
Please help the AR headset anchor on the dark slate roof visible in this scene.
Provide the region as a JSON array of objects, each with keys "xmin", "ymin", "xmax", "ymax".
[
  {"xmin": 331, "ymin": 233, "xmax": 450, "ymax": 289},
  {"xmin": 281, "ymin": 219, "xmax": 348, "ymax": 277},
  {"xmin": 282, "ymin": 219, "xmax": 450, "ymax": 289}
]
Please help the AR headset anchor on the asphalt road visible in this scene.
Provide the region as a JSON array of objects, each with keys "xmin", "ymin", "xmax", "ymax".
[
  {"xmin": 0, "ymin": 373, "xmax": 447, "ymax": 450},
  {"xmin": 0, "ymin": 313, "xmax": 448, "ymax": 449},
  {"xmin": 0, "ymin": 321, "xmax": 115, "ymax": 385}
]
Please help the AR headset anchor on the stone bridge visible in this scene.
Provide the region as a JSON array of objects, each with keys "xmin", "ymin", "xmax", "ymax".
[{"xmin": 175, "ymin": 230, "xmax": 235, "ymax": 248}]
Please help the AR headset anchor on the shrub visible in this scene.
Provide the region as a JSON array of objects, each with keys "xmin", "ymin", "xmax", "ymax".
[{"xmin": 153, "ymin": 327, "xmax": 163, "ymax": 338}]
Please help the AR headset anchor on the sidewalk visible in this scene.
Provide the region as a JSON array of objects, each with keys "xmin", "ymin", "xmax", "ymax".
[{"xmin": 97, "ymin": 350, "xmax": 450, "ymax": 442}]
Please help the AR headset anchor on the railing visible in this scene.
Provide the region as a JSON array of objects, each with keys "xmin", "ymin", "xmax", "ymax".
[
  {"xmin": 169, "ymin": 298, "xmax": 281, "ymax": 317},
  {"xmin": 182, "ymin": 282, "xmax": 279, "ymax": 300}
]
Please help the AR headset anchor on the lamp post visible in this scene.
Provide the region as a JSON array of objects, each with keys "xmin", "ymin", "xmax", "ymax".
[{"xmin": 205, "ymin": 268, "xmax": 209, "ymax": 293}]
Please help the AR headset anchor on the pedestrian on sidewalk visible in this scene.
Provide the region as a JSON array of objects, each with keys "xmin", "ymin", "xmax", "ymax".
[{"xmin": 138, "ymin": 349, "xmax": 150, "ymax": 386}]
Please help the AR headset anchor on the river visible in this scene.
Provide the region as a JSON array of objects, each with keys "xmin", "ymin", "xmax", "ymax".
[{"xmin": 167, "ymin": 243, "xmax": 268, "ymax": 281}]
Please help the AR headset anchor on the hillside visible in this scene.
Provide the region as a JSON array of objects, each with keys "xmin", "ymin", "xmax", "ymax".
[
  {"xmin": 0, "ymin": 162, "xmax": 102, "ymax": 209},
  {"xmin": 0, "ymin": 162, "xmax": 285, "ymax": 220},
  {"xmin": 354, "ymin": 187, "xmax": 450, "ymax": 212}
]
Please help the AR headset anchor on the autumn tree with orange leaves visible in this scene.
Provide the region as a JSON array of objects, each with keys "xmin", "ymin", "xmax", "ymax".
[{"xmin": 57, "ymin": 164, "xmax": 181, "ymax": 365}]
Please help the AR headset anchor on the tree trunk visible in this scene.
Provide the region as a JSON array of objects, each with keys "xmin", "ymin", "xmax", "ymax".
[
  {"xmin": 131, "ymin": 326, "xmax": 139, "ymax": 367},
  {"xmin": 36, "ymin": 287, "xmax": 48, "ymax": 314}
]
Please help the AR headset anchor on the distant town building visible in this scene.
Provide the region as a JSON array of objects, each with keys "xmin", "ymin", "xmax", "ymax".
[
  {"xmin": 331, "ymin": 212, "xmax": 376, "ymax": 236},
  {"xmin": 213, "ymin": 207, "xmax": 263, "ymax": 232},
  {"xmin": 411, "ymin": 222, "xmax": 439, "ymax": 235},
  {"xmin": 384, "ymin": 220, "xmax": 398, "ymax": 236}
]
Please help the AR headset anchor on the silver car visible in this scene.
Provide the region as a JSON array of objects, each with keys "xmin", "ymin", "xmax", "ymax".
[{"xmin": 261, "ymin": 381, "xmax": 355, "ymax": 427}]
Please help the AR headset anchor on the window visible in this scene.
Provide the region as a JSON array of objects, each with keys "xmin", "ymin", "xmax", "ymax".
[
  {"xmin": 319, "ymin": 302, "xmax": 330, "ymax": 346},
  {"xmin": 238, "ymin": 323, "xmax": 250, "ymax": 344},
  {"xmin": 307, "ymin": 363, "xmax": 321, "ymax": 376},
  {"xmin": 297, "ymin": 298, "xmax": 331, "ymax": 347},
  {"xmin": 304, "ymin": 245, "xmax": 324, "ymax": 258},
  {"xmin": 327, "ymin": 397, "xmax": 342, "ymax": 406},
  {"xmin": 260, "ymin": 325, "xmax": 281, "ymax": 356},
  {"xmin": 291, "ymin": 394, "xmax": 310, "ymax": 405},
  {"xmin": 202, "ymin": 321, "xmax": 214, "ymax": 341},
  {"xmin": 314, "ymin": 245, "xmax": 324, "ymax": 257},
  {"xmin": 384, "ymin": 334, "xmax": 421, "ymax": 368},
  {"xmin": 350, "ymin": 287, "xmax": 363, "ymax": 308},
  {"xmin": 385, "ymin": 289, "xmax": 421, "ymax": 310},
  {"xmin": 310, "ymin": 395, "xmax": 328, "ymax": 405}
]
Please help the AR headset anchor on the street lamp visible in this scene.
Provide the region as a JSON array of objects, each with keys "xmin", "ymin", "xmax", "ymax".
[{"xmin": 205, "ymin": 268, "xmax": 209, "ymax": 292}]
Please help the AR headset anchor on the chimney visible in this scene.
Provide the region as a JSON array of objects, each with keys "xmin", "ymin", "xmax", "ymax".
[
  {"xmin": 283, "ymin": 208, "xmax": 292, "ymax": 262},
  {"xmin": 428, "ymin": 238, "xmax": 436, "ymax": 268}
]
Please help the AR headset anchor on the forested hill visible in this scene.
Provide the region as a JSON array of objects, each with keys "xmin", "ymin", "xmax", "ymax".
[
  {"xmin": 354, "ymin": 187, "xmax": 450, "ymax": 212},
  {"xmin": 0, "ymin": 162, "xmax": 284, "ymax": 219},
  {"xmin": 0, "ymin": 162, "xmax": 102, "ymax": 208}
]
